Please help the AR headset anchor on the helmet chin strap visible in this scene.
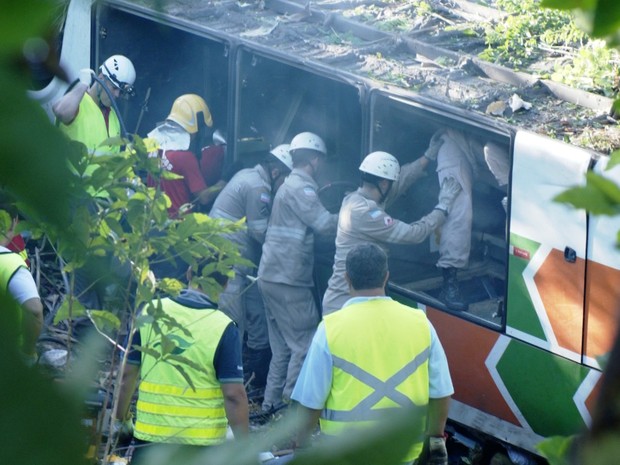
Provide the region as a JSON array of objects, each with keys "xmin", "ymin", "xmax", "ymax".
[{"xmin": 376, "ymin": 180, "xmax": 392, "ymax": 204}]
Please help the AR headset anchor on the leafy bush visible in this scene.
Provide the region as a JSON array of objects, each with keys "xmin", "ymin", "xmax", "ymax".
[
  {"xmin": 551, "ymin": 40, "xmax": 620, "ymax": 96},
  {"xmin": 480, "ymin": 0, "xmax": 586, "ymax": 68}
]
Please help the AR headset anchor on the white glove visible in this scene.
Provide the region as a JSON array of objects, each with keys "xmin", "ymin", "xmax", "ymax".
[
  {"xmin": 435, "ymin": 177, "xmax": 462, "ymax": 214},
  {"xmin": 78, "ymin": 68, "xmax": 95, "ymax": 87}
]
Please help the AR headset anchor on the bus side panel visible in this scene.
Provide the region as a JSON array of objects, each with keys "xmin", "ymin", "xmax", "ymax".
[
  {"xmin": 583, "ymin": 158, "xmax": 620, "ymax": 368},
  {"xmin": 427, "ymin": 307, "xmax": 599, "ymax": 453},
  {"xmin": 508, "ymin": 131, "xmax": 590, "ymax": 362}
]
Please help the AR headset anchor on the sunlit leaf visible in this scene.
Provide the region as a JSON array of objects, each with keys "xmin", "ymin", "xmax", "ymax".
[
  {"xmin": 159, "ymin": 278, "xmax": 184, "ymax": 295},
  {"xmin": 554, "ymin": 173, "xmax": 620, "ymax": 215},
  {"xmin": 537, "ymin": 435, "xmax": 574, "ymax": 465},
  {"xmin": 53, "ymin": 298, "xmax": 87, "ymax": 324},
  {"xmin": 88, "ymin": 310, "xmax": 121, "ymax": 333},
  {"xmin": 541, "ymin": 0, "xmax": 596, "ymax": 10},
  {"xmin": 606, "ymin": 149, "xmax": 620, "ymax": 171},
  {"xmin": 587, "ymin": 171, "xmax": 620, "ymax": 203},
  {"xmin": 161, "ymin": 171, "xmax": 184, "ymax": 180}
]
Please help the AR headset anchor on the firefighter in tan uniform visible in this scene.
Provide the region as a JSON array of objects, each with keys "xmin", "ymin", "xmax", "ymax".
[
  {"xmin": 321, "ymin": 151, "xmax": 462, "ymax": 315},
  {"xmin": 257, "ymin": 132, "xmax": 338, "ymax": 413},
  {"xmin": 210, "ymin": 145, "xmax": 293, "ymax": 394}
]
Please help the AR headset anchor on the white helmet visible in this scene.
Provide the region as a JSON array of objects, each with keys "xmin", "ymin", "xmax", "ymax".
[
  {"xmin": 270, "ymin": 144, "xmax": 293, "ymax": 171},
  {"xmin": 289, "ymin": 132, "xmax": 326, "ymax": 156},
  {"xmin": 359, "ymin": 151, "xmax": 400, "ymax": 181},
  {"xmin": 100, "ymin": 55, "xmax": 136, "ymax": 95}
]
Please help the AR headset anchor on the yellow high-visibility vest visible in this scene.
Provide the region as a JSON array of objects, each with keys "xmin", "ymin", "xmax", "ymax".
[
  {"xmin": 0, "ymin": 251, "xmax": 29, "ymax": 349},
  {"xmin": 322, "ymin": 298, "xmax": 431, "ymax": 462},
  {"xmin": 134, "ymin": 297, "xmax": 232, "ymax": 445},
  {"xmin": 59, "ymin": 93, "xmax": 121, "ymax": 155}
]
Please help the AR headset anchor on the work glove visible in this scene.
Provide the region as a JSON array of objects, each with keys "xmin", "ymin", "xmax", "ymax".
[
  {"xmin": 416, "ymin": 436, "xmax": 448, "ymax": 465},
  {"xmin": 435, "ymin": 176, "xmax": 462, "ymax": 215},
  {"xmin": 78, "ymin": 68, "xmax": 95, "ymax": 87},
  {"xmin": 423, "ymin": 130, "xmax": 445, "ymax": 162},
  {"xmin": 427, "ymin": 436, "xmax": 448, "ymax": 465},
  {"xmin": 110, "ymin": 418, "xmax": 133, "ymax": 441}
]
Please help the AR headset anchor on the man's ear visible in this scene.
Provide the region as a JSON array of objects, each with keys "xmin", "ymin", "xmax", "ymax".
[
  {"xmin": 383, "ymin": 271, "xmax": 390, "ymax": 289},
  {"xmin": 344, "ymin": 271, "xmax": 352, "ymax": 290}
]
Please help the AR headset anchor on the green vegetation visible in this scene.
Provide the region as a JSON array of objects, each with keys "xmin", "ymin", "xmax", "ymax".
[{"xmin": 480, "ymin": 0, "xmax": 586, "ymax": 68}]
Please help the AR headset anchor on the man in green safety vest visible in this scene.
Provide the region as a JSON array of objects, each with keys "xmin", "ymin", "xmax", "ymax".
[
  {"xmin": 53, "ymin": 54, "xmax": 136, "ymax": 155},
  {"xmin": 115, "ymin": 262, "xmax": 249, "ymax": 462},
  {"xmin": 0, "ymin": 231, "xmax": 43, "ymax": 365},
  {"xmin": 292, "ymin": 243, "xmax": 453, "ymax": 465}
]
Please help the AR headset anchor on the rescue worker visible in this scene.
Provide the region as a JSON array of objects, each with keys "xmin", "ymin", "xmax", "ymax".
[
  {"xmin": 257, "ymin": 132, "xmax": 338, "ymax": 414},
  {"xmin": 115, "ymin": 262, "xmax": 249, "ymax": 462},
  {"xmin": 53, "ymin": 54, "xmax": 136, "ymax": 154},
  {"xmin": 321, "ymin": 150, "xmax": 462, "ymax": 315},
  {"xmin": 425, "ymin": 129, "xmax": 510, "ymax": 311},
  {"xmin": 147, "ymin": 94, "xmax": 223, "ymax": 219},
  {"xmin": 0, "ymin": 236, "xmax": 44, "ymax": 365},
  {"xmin": 53, "ymin": 55, "xmax": 136, "ymax": 311},
  {"xmin": 292, "ymin": 243, "xmax": 453, "ymax": 465},
  {"xmin": 209, "ymin": 144, "xmax": 293, "ymax": 397}
]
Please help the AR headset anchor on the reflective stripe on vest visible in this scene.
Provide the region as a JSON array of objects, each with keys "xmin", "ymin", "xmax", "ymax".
[
  {"xmin": 134, "ymin": 298, "xmax": 231, "ymax": 445},
  {"xmin": 322, "ymin": 348, "xmax": 430, "ymax": 422},
  {"xmin": 320, "ymin": 299, "xmax": 431, "ymax": 462},
  {"xmin": 59, "ymin": 93, "xmax": 120, "ymax": 155}
]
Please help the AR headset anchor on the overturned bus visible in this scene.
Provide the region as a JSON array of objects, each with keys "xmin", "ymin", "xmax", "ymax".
[{"xmin": 33, "ymin": 0, "xmax": 620, "ymax": 461}]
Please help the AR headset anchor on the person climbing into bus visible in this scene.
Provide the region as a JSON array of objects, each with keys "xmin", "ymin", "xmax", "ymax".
[
  {"xmin": 425, "ymin": 129, "xmax": 510, "ymax": 312},
  {"xmin": 147, "ymin": 94, "xmax": 224, "ymax": 218},
  {"xmin": 53, "ymin": 54, "xmax": 136, "ymax": 155},
  {"xmin": 210, "ymin": 143, "xmax": 293, "ymax": 400},
  {"xmin": 321, "ymin": 150, "xmax": 462, "ymax": 315},
  {"xmin": 292, "ymin": 243, "xmax": 453, "ymax": 465},
  {"xmin": 257, "ymin": 131, "xmax": 338, "ymax": 415}
]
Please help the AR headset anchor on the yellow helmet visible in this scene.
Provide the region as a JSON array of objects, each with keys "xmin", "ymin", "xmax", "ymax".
[{"xmin": 166, "ymin": 94, "xmax": 213, "ymax": 134}]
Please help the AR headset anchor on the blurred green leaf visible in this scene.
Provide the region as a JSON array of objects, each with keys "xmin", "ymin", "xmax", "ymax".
[
  {"xmin": 0, "ymin": 66, "xmax": 77, "ymax": 232},
  {"xmin": 606, "ymin": 149, "xmax": 620, "ymax": 171},
  {"xmin": 541, "ymin": 0, "xmax": 596, "ymax": 10},
  {"xmin": 554, "ymin": 172, "xmax": 620, "ymax": 215},
  {"xmin": 0, "ymin": 1, "xmax": 58, "ymax": 55},
  {"xmin": 537, "ymin": 435, "xmax": 574, "ymax": 465},
  {"xmin": 592, "ymin": 0, "xmax": 620, "ymax": 37}
]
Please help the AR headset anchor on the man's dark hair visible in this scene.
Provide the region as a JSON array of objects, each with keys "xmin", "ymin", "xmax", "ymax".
[
  {"xmin": 291, "ymin": 148, "xmax": 321, "ymax": 167},
  {"xmin": 345, "ymin": 243, "xmax": 388, "ymax": 290}
]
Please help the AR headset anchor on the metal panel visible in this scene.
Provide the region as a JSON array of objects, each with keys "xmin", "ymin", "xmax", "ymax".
[{"xmin": 508, "ymin": 131, "xmax": 591, "ymax": 362}]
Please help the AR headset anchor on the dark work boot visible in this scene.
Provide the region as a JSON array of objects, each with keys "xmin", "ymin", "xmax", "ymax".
[
  {"xmin": 440, "ymin": 267, "xmax": 468, "ymax": 312},
  {"xmin": 244, "ymin": 346, "xmax": 272, "ymax": 402}
]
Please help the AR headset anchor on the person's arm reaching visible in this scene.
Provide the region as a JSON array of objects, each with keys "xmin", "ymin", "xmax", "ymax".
[
  {"xmin": 427, "ymin": 396, "xmax": 450, "ymax": 437},
  {"xmin": 53, "ymin": 69, "xmax": 94, "ymax": 124},
  {"xmin": 221, "ymin": 383, "xmax": 249, "ymax": 437},
  {"xmin": 21, "ymin": 298, "xmax": 43, "ymax": 358}
]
